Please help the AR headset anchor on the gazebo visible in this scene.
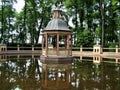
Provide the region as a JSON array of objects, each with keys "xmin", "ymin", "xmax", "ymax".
[{"xmin": 40, "ymin": 6, "xmax": 73, "ymax": 63}]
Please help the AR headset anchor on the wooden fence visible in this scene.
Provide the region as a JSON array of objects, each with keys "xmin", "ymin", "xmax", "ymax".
[
  {"xmin": 0, "ymin": 45, "xmax": 120, "ymax": 54},
  {"xmin": 72, "ymin": 46, "xmax": 120, "ymax": 53}
]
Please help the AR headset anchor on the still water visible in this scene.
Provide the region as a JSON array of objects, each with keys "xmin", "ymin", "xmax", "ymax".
[{"xmin": 0, "ymin": 55, "xmax": 120, "ymax": 90}]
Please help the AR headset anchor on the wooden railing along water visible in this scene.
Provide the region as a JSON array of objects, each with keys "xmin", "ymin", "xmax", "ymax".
[
  {"xmin": 0, "ymin": 45, "xmax": 120, "ymax": 55},
  {"xmin": 0, "ymin": 45, "xmax": 120, "ymax": 64}
]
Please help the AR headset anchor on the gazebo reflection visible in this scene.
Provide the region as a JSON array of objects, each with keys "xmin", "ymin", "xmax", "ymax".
[{"xmin": 41, "ymin": 63, "xmax": 72, "ymax": 90}]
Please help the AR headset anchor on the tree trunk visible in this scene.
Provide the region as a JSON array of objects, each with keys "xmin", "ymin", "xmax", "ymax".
[
  {"xmin": 35, "ymin": 18, "xmax": 43, "ymax": 44},
  {"xmin": 100, "ymin": 0, "xmax": 105, "ymax": 47},
  {"xmin": 1, "ymin": 1, "xmax": 4, "ymax": 43}
]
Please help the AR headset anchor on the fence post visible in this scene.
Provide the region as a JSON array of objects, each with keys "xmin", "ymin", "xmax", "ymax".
[
  {"xmin": 80, "ymin": 45, "xmax": 82, "ymax": 52},
  {"xmin": 5, "ymin": 45, "xmax": 7, "ymax": 51},
  {"xmin": 32, "ymin": 45, "xmax": 34, "ymax": 51},
  {"xmin": 116, "ymin": 45, "xmax": 118, "ymax": 53},
  {"xmin": 93, "ymin": 45, "xmax": 103, "ymax": 54},
  {"xmin": 17, "ymin": 45, "xmax": 20, "ymax": 52}
]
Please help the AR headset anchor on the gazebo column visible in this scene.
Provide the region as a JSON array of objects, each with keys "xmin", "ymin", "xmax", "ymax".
[
  {"xmin": 42, "ymin": 34, "xmax": 44, "ymax": 50},
  {"xmin": 65, "ymin": 36, "xmax": 67, "ymax": 55},
  {"xmin": 67, "ymin": 35, "xmax": 71, "ymax": 56},
  {"xmin": 42, "ymin": 34, "xmax": 44, "ymax": 55},
  {"xmin": 46, "ymin": 33, "xmax": 48, "ymax": 56},
  {"xmin": 57, "ymin": 34, "xmax": 59, "ymax": 56},
  {"xmin": 69, "ymin": 35, "xmax": 72, "ymax": 55},
  {"xmin": 65, "ymin": 36, "xmax": 67, "ymax": 49},
  {"xmin": 67, "ymin": 35, "xmax": 70, "ymax": 56}
]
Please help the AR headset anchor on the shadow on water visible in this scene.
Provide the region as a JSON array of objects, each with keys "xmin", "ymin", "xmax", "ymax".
[{"xmin": 0, "ymin": 55, "xmax": 120, "ymax": 90}]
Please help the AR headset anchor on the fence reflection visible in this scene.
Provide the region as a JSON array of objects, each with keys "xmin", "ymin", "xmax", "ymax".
[{"xmin": 79, "ymin": 56, "xmax": 120, "ymax": 64}]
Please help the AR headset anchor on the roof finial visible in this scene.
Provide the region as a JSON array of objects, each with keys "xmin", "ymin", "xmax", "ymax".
[
  {"xmin": 53, "ymin": 1, "xmax": 62, "ymax": 19},
  {"xmin": 55, "ymin": 0, "xmax": 59, "ymax": 7}
]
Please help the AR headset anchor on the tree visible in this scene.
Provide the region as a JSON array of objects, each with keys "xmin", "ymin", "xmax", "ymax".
[
  {"xmin": 0, "ymin": 0, "xmax": 17, "ymax": 44},
  {"xmin": 0, "ymin": 0, "xmax": 120, "ymax": 47},
  {"xmin": 65, "ymin": 0, "xmax": 94, "ymax": 46},
  {"xmin": 99, "ymin": 0, "xmax": 105, "ymax": 46}
]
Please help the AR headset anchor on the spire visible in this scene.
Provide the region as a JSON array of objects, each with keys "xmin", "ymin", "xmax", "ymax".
[{"xmin": 52, "ymin": 2, "xmax": 62, "ymax": 19}]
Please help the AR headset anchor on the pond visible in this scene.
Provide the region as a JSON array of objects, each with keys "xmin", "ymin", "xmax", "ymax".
[{"xmin": 0, "ymin": 55, "xmax": 120, "ymax": 90}]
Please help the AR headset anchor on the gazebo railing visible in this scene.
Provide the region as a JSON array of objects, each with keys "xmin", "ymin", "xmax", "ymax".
[
  {"xmin": 59, "ymin": 48, "xmax": 72, "ymax": 56},
  {"xmin": 43, "ymin": 48, "xmax": 72, "ymax": 56},
  {"xmin": 47, "ymin": 48, "xmax": 57, "ymax": 55}
]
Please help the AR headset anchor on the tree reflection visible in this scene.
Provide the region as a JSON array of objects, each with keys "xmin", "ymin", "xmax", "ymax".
[
  {"xmin": 73, "ymin": 58, "xmax": 120, "ymax": 90},
  {"xmin": 0, "ymin": 55, "xmax": 42, "ymax": 90},
  {"xmin": 0, "ymin": 56, "xmax": 120, "ymax": 90}
]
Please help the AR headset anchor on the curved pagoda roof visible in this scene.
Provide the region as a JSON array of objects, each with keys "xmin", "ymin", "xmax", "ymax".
[{"xmin": 43, "ymin": 6, "xmax": 70, "ymax": 32}]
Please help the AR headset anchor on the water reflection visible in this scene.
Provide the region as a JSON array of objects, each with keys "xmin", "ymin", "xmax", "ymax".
[
  {"xmin": 79, "ymin": 56, "xmax": 120, "ymax": 64},
  {"xmin": 74, "ymin": 56, "xmax": 120, "ymax": 90},
  {"xmin": 0, "ymin": 55, "xmax": 41, "ymax": 90},
  {"xmin": 0, "ymin": 55, "xmax": 7, "ymax": 62},
  {"xmin": 0, "ymin": 55, "xmax": 120, "ymax": 90},
  {"xmin": 41, "ymin": 63, "xmax": 72, "ymax": 90},
  {"xmin": 93, "ymin": 56, "xmax": 103, "ymax": 64}
]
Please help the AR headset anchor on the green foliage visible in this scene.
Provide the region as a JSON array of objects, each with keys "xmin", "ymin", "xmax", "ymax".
[
  {"xmin": 109, "ymin": 42, "xmax": 116, "ymax": 48},
  {"xmin": 65, "ymin": 0, "xmax": 120, "ymax": 47},
  {"xmin": 0, "ymin": 0, "xmax": 16, "ymax": 44},
  {"xmin": 75, "ymin": 29, "xmax": 94, "ymax": 47},
  {"xmin": 0, "ymin": 0, "xmax": 120, "ymax": 47},
  {"xmin": 108, "ymin": 42, "xmax": 117, "ymax": 52}
]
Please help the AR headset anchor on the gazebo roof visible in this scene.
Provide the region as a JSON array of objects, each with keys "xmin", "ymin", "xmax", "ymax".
[
  {"xmin": 43, "ymin": 5, "xmax": 71, "ymax": 32},
  {"xmin": 43, "ymin": 18, "xmax": 70, "ymax": 31}
]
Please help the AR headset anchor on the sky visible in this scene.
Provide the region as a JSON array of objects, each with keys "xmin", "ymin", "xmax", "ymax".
[{"xmin": 13, "ymin": 0, "xmax": 25, "ymax": 12}]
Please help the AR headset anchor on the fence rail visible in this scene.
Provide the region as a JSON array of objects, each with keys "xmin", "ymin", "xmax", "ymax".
[
  {"xmin": 72, "ymin": 46, "xmax": 120, "ymax": 53},
  {"xmin": 0, "ymin": 45, "xmax": 120, "ymax": 54},
  {"xmin": 7, "ymin": 46, "xmax": 42, "ymax": 51}
]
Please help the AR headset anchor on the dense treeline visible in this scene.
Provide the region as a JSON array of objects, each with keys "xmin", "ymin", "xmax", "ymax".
[{"xmin": 0, "ymin": 0, "xmax": 120, "ymax": 47}]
